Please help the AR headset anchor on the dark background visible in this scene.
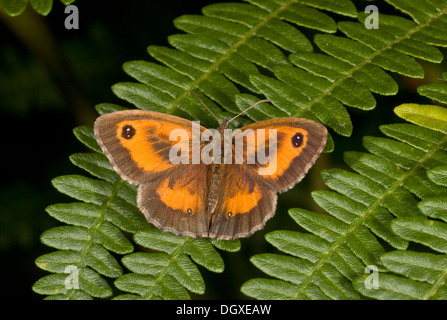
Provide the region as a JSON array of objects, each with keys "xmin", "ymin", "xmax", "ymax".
[{"xmin": 0, "ymin": 0, "xmax": 444, "ymax": 300}]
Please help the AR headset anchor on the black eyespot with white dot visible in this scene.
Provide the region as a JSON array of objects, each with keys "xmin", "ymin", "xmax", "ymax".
[
  {"xmin": 291, "ymin": 132, "xmax": 304, "ymax": 148},
  {"xmin": 122, "ymin": 125, "xmax": 136, "ymax": 140},
  {"xmin": 227, "ymin": 212, "xmax": 233, "ymax": 218},
  {"xmin": 187, "ymin": 208, "xmax": 192, "ymax": 215}
]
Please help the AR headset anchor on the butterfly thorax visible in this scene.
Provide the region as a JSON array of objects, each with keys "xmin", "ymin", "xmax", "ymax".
[
  {"xmin": 206, "ymin": 120, "xmax": 230, "ymax": 218},
  {"xmin": 218, "ymin": 119, "xmax": 230, "ymax": 131}
]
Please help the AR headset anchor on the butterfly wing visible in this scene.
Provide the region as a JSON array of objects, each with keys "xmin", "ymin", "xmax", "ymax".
[
  {"xmin": 208, "ymin": 117, "xmax": 327, "ymax": 239},
  {"xmin": 94, "ymin": 110, "xmax": 210, "ymax": 237},
  {"xmin": 235, "ymin": 117, "xmax": 327, "ymax": 192},
  {"xmin": 94, "ymin": 110, "xmax": 207, "ymax": 184},
  {"xmin": 208, "ymin": 164, "xmax": 276, "ymax": 240},
  {"xmin": 138, "ymin": 164, "xmax": 210, "ymax": 237}
]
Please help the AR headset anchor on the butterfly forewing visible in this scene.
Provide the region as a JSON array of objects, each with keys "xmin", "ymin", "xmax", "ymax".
[{"xmin": 236, "ymin": 118, "xmax": 327, "ymax": 192}]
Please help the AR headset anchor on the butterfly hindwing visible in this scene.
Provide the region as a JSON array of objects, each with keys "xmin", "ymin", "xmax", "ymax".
[
  {"xmin": 208, "ymin": 164, "xmax": 276, "ymax": 239},
  {"xmin": 138, "ymin": 164, "xmax": 210, "ymax": 237}
]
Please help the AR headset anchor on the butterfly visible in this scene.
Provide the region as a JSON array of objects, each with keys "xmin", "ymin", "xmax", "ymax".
[{"xmin": 94, "ymin": 96, "xmax": 327, "ymax": 240}]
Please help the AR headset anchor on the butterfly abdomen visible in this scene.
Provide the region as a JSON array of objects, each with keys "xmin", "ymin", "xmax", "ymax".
[{"xmin": 207, "ymin": 163, "xmax": 223, "ymax": 217}]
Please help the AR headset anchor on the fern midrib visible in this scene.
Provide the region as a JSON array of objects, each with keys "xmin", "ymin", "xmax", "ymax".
[
  {"xmin": 292, "ymin": 131, "xmax": 447, "ymax": 299},
  {"xmin": 142, "ymin": 238, "xmax": 189, "ymax": 300},
  {"xmin": 423, "ymin": 264, "xmax": 447, "ymax": 300},
  {"xmin": 66, "ymin": 178, "xmax": 124, "ymax": 299},
  {"xmin": 293, "ymin": 4, "xmax": 447, "ymax": 118},
  {"xmin": 167, "ymin": 0, "xmax": 296, "ymax": 115}
]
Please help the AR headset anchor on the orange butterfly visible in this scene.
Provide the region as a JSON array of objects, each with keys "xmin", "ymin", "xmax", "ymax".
[{"xmin": 94, "ymin": 97, "xmax": 327, "ymax": 240}]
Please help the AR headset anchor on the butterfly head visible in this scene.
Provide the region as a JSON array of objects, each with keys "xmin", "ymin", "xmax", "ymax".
[
  {"xmin": 188, "ymin": 92, "xmax": 271, "ymax": 130},
  {"xmin": 218, "ymin": 119, "xmax": 230, "ymax": 130}
]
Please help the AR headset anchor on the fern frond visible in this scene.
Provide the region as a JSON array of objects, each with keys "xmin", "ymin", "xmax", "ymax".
[
  {"xmin": 281, "ymin": 5, "xmax": 446, "ymax": 118},
  {"xmin": 242, "ymin": 103, "xmax": 447, "ymax": 300},
  {"xmin": 111, "ymin": 0, "xmax": 362, "ymax": 134},
  {"xmin": 352, "ymin": 101, "xmax": 447, "ymax": 299},
  {"xmin": 32, "ymin": 123, "xmax": 146, "ymax": 299},
  {"xmin": 418, "ymin": 72, "xmax": 447, "ymax": 105}
]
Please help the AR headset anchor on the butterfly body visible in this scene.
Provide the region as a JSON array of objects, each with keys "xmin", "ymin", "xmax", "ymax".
[
  {"xmin": 207, "ymin": 162, "xmax": 224, "ymax": 220},
  {"xmin": 94, "ymin": 110, "xmax": 327, "ymax": 240}
]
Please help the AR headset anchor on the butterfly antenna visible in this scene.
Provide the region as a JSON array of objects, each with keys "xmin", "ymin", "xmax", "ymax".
[
  {"xmin": 188, "ymin": 92, "xmax": 220, "ymax": 123},
  {"xmin": 227, "ymin": 99, "xmax": 271, "ymax": 124}
]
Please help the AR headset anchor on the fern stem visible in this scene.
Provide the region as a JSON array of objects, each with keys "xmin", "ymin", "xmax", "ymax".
[
  {"xmin": 293, "ymin": 132, "xmax": 447, "ymax": 299},
  {"xmin": 423, "ymin": 266, "xmax": 447, "ymax": 300},
  {"xmin": 66, "ymin": 178, "xmax": 124, "ymax": 298},
  {"xmin": 142, "ymin": 238, "xmax": 189, "ymax": 300}
]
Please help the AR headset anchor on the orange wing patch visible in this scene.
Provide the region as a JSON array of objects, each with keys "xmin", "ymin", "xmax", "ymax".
[
  {"xmin": 116, "ymin": 119, "xmax": 175, "ymax": 174},
  {"xmin": 137, "ymin": 162, "xmax": 210, "ymax": 238},
  {"xmin": 208, "ymin": 164, "xmax": 277, "ymax": 240},
  {"xmin": 239, "ymin": 127, "xmax": 309, "ymax": 179},
  {"xmin": 156, "ymin": 177, "xmax": 205, "ymax": 215},
  {"xmin": 222, "ymin": 183, "xmax": 262, "ymax": 217},
  {"xmin": 263, "ymin": 127, "xmax": 309, "ymax": 179},
  {"xmin": 238, "ymin": 118, "xmax": 327, "ymax": 192}
]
